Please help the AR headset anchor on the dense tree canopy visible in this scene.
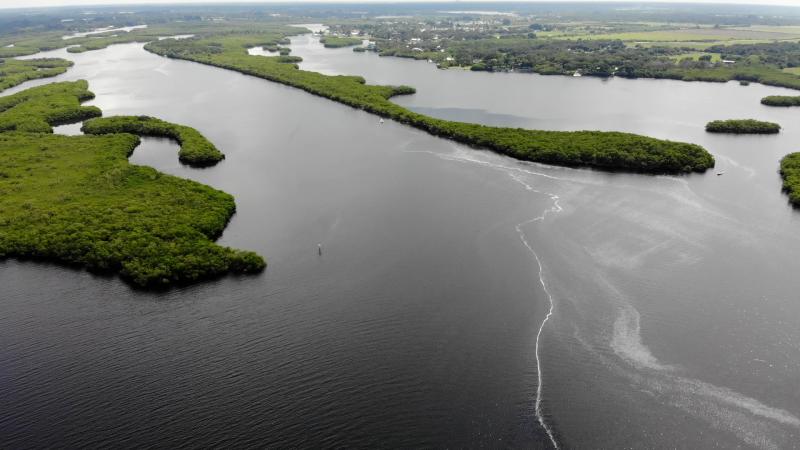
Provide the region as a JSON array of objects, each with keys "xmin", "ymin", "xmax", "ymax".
[
  {"xmin": 780, "ymin": 153, "xmax": 800, "ymax": 206},
  {"xmin": 320, "ymin": 36, "xmax": 364, "ymax": 48},
  {"xmin": 82, "ymin": 115, "xmax": 225, "ymax": 166},
  {"xmin": 705, "ymin": 119, "xmax": 781, "ymax": 134},
  {"xmin": 0, "ymin": 80, "xmax": 101, "ymax": 132},
  {"xmin": 0, "ymin": 82, "xmax": 264, "ymax": 288},
  {"xmin": 761, "ymin": 95, "xmax": 800, "ymax": 107},
  {"xmin": 0, "ymin": 58, "xmax": 73, "ymax": 92}
]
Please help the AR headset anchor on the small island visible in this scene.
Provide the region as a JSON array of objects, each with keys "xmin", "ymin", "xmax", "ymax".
[
  {"xmin": 82, "ymin": 115, "xmax": 225, "ymax": 167},
  {"xmin": 320, "ymin": 36, "xmax": 364, "ymax": 48},
  {"xmin": 705, "ymin": 119, "xmax": 781, "ymax": 134},
  {"xmin": 761, "ymin": 96, "xmax": 800, "ymax": 107}
]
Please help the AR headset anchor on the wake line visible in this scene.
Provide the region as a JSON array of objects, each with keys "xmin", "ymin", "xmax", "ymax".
[
  {"xmin": 515, "ymin": 188, "xmax": 563, "ymax": 450},
  {"xmin": 401, "ymin": 148, "xmax": 570, "ymax": 181},
  {"xmin": 407, "ymin": 146, "xmax": 565, "ymax": 447}
]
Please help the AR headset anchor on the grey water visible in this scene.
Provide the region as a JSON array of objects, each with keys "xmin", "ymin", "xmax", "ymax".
[{"xmin": 3, "ymin": 29, "xmax": 800, "ymax": 449}]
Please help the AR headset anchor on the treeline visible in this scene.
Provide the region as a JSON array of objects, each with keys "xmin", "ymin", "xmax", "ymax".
[
  {"xmin": 320, "ymin": 36, "xmax": 363, "ymax": 48},
  {"xmin": 705, "ymin": 119, "xmax": 781, "ymax": 134},
  {"xmin": 780, "ymin": 153, "xmax": 800, "ymax": 206},
  {"xmin": 0, "ymin": 58, "xmax": 73, "ymax": 92},
  {"xmin": 0, "ymin": 80, "xmax": 101, "ymax": 132},
  {"xmin": 761, "ymin": 95, "xmax": 800, "ymax": 107},
  {"xmin": 145, "ymin": 34, "xmax": 714, "ymax": 173},
  {"xmin": 82, "ymin": 115, "xmax": 225, "ymax": 167},
  {"xmin": 354, "ymin": 26, "xmax": 800, "ymax": 91},
  {"xmin": 0, "ymin": 21, "xmax": 301, "ymax": 58},
  {"xmin": 0, "ymin": 81, "xmax": 265, "ymax": 288},
  {"xmin": 706, "ymin": 42, "xmax": 800, "ymax": 69}
]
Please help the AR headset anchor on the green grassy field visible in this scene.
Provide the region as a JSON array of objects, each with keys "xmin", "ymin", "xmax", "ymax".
[{"xmin": 670, "ymin": 52, "xmax": 722, "ymax": 62}]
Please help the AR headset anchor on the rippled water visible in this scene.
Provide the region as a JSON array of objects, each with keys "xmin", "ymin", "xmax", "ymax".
[{"xmin": 3, "ymin": 30, "xmax": 800, "ymax": 448}]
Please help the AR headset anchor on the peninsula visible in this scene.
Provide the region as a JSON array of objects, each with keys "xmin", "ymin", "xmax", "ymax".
[{"xmin": 145, "ymin": 30, "xmax": 714, "ymax": 174}]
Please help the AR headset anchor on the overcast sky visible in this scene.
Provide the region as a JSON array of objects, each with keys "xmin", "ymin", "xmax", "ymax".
[{"xmin": 2, "ymin": 0, "xmax": 799, "ymax": 10}]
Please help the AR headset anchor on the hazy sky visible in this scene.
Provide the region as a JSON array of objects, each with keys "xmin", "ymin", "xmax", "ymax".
[{"xmin": 2, "ymin": 0, "xmax": 799, "ymax": 10}]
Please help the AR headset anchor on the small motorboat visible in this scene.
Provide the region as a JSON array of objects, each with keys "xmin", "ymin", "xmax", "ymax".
[
  {"xmin": 379, "ymin": 118, "xmax": 384, "ymax": 124},
  {"xmin": 716, "ymin": 170, "xmax": 725, "ymax": 176}
]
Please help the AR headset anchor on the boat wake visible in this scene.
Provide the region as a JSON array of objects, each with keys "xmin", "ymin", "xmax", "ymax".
[
  {"xmin": 407, "ymin": 145, "xmax": 565, "ymax": 448},
  {"xmin": 598, "ymin": 275, "xmax": 800, "ymax": 449},
  {"xmin": 515, "ymin": 204, "xmax": 562, "ymax": 449},
  {"xmin": 405, "ymin": 143, "xmax": 800, "ymax": 449}
]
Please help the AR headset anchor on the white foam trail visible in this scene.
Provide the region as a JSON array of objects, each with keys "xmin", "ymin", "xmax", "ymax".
[
  {"xmin": 715, "ymin": 154, "xmax": 756, "ymax": 179},
  {"xmin": 406, "ymin": 145, "xmax": 566, "ymax": 447},
  {"xmin": 610, "ymin": 304, "xmax": 672, "ymax": 371},
  {"xmin": 515, "ymin": 191, "xmax": 563, "ymax": 449},
  {"xmin": 402, "ymin": 148, "xmax": 570, "ymax": 181},
  {"xmin": 597, "ymin": 275, "xmax": 800, "ymax": 447}
]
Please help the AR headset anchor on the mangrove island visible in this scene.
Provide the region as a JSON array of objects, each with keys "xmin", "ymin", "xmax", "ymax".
[{"xmin": 705, "ymin": 119, "xmax": 781, "ymax": 134}]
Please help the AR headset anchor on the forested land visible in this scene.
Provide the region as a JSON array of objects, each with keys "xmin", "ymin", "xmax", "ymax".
[
  {"xmin": 0, "ymin": 21, "xmax": 288, "ymax": 58},
  {"xmin": 761, "ymin": 95, "xmax": 800, "ymax": 106},
  {"xmin": 82, "ymin": 115, "xmax": 225, "ymax": 166},
  {"xmin": 780, "ymin": 153, "xmax": 800, "ymax": 206},
  {"xmin": 0, "ymin": 80, "xmax": 101, "ymax": 132},
  {"xmin": 145, "ymin": 32, "xmax": 713, "ymax": 173},
  {"xmin": 320, "ymin": 36, "xmax": 363, "ymax": 48},
  {"xmin": 705, "ymin": 119, "xmax": 781, "ymax": 134},
  {"xmin": 0, "ymin": 58, "xmax": 73, "ymax": 91},
  {"xmin": 328, "ymin": 17, "xmax": 800, "ymax": 91},
  {"xmin": 0, "ymin": 81, "xmax": 264, "ymax": 287}
]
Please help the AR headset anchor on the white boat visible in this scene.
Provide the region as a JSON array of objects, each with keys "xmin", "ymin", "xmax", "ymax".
[
  {"xmin": 379, "ymin": 118, "xmax": 384, "ymax": 124},
  {"xmin": 716, "ymin": 170, "xmax": 725, "ymax": 176}
]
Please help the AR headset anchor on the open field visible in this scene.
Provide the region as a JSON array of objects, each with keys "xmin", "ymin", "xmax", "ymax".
[
  {"xmin": 557, "ymin": 27, "xmax": 800, "ymax": 42},
  {"xmin": 669, "ymin": 52, "xmax": 722, "ymax": 62}
]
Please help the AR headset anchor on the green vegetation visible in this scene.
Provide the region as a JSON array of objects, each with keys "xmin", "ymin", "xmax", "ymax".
[
  {"xmin": 780, "ymin": 153, "xmax": 800, "ymax": 205},
  {"xmin": 0, "ymin": 80, "xmax": 101, "ymax": 132},
  {"xmin": 145, "ymin": 34, "xmax": 713, "ymax": 173},
  {"xmin": 0, "ymin": 58, "xmax": 73, "ymax": 91},
  {"xmin": 0, "ymin": 21, "xmax": 303, "ymax": 59},
  {"xmin": 761, "ymin": 95, "xmax": 800, "ymax": 106},
  {"xmin": 320, "ymin": 36, "xmax": 363, "ymax": 48},
  {"xmin": 82, "ymin": 115, "xmax": 224, "ymax": 167},
  {"xmin": 0, "ymin": 81, "xmax": 264, "ymax": 287},
  {"xmin": 705, "ymin": 119, "xmax": 781, "ymax": 134},
  {"xmin": 329, "ymin": 18, "xmax": 800, "ymax": 91}
]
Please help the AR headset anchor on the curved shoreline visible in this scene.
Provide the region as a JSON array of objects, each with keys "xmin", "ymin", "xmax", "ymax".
[
  {"xmin": 143, "ymin": 33, "xmax": 714, "ymax": 174},
  {"xmin": 0, "ymin": 81, "xmax": 265, "ymax": 288},
  {"xmin": 81, "ymin": 115, "xmax": 225, "ymax": 167}
]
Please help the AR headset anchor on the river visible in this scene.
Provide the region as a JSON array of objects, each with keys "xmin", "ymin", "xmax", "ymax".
[{"xmin": 2, "ymin": 29, "xmax": 800, "ymax": 449}]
